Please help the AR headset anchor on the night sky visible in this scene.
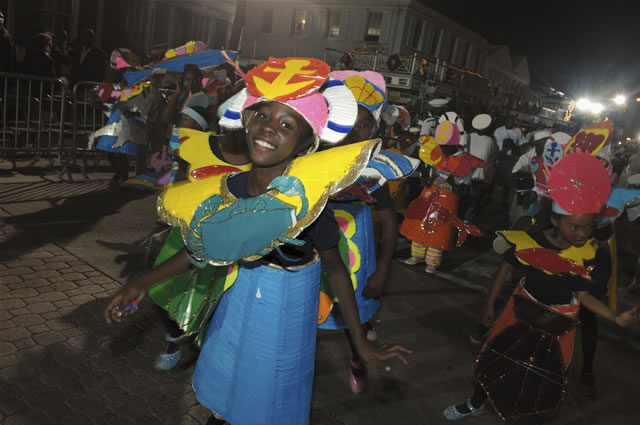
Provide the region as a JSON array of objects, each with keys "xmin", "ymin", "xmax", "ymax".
[{"xmin": 426, "ymin": 0, "xmax": 640, "ymax": 100}]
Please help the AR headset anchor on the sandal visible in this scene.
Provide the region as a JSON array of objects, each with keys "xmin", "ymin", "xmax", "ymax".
[
  {"xmin": 443, "ymin": 399, "xmax": 484, "ymax": 421},
  {"xmin": 153, "ymin": 335, "xmax": 182, "ymax": 371}
]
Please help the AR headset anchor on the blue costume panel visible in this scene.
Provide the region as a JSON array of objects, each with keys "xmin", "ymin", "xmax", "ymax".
[
  {"xmin": 319, "ymin": 202, "xmax": 378, "ymax": 330},
  {"xmin": 193, "ymin": 259, "xmax": 322, "ymax": 425}
]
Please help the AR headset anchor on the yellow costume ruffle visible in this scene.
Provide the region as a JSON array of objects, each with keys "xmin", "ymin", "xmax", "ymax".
[
  {"xmin": 177, "ymin": 128, "xmax": 251, "ymax": 181},
  {"xmin": 494, "ymin": 230, "xmax": 597, "ymax": 269},
  {"xmin": 158, "ymin": 138, "xmax": 380, "ymax": 250}
]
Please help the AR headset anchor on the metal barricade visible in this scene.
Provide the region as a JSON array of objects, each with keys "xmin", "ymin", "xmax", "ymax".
[
  {"xmin": 58, "ymin": 81, "xmax": 109, "ymax": 180},
  {"xmin": 0, "ymin": 72, "xmax": 68, "ymax": 168}
]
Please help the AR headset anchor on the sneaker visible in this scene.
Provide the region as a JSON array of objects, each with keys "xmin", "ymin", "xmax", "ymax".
[
  {"xmin": 154, "ymin": 349, "xmax": 182, "ymax": 371},
  {"xmin": 443, "ymin": 399, "xmax": 484, "ymax": 421},
  {"xmin": 400, "ymin": 257, "xmax": 422, "ymax": 265},
  {"xmin": 349, "ymin": 361, "xmax": 368, "ymax": 394},
  {"xmin": 425, "ymin": 265, "xmax": 437, "ymax": 273}
]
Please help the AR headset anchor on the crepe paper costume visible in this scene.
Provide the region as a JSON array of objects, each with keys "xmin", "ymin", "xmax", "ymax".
[
  {"xmin": 401, "ymin": 186, "xmax": 482, "ymax": 251},
  {"xmin": 219, "ymin": 57, "xmax": 357, "ymax": 149},
  {"xmin": 317, "ymin": 202, "xmax": 377, "ymax": 328},
  {"xmin": 333, "ymin": 148, "xmax": 420, "ymax": 202},
  {"xmin": 174, "ymin": 128, "xmax": 251, "ymax": 182},
  {"xmin": 110, "ymin": 48, "xmax": 140, "ymax": 69},
  {"xmin": 91, "ymin": 109, "xmax": 144, "ymax": 156},
  {"xmin": 546, "ymin": 153, "xmax": 611, "ymax": 215},
  {"xmin": 493, "ymin": 231, "xmax": 596, "ymax": 280},
  {"xmin": 329, "ymin": 71, "xmax": 386, "ymax": 122},
  {"xmin": 164, "ymin": 40, "xmax": 208, "ymax": 59},
  {"xmin": 418, "ymin": 135, "xmax": 486, "ymax": 177},
  {"xmin": 475, "ymin": 282, "xmax": 580, "ymax": 420},
  {"xmin": 194, "ymin": 257, "xmax": 323, "ymax": 425},
  {"xmin": 564, "ymin": 120, "xmax": 612, "ymax": 156},
  {"xmin": 123, "ymin": 50, "xmax": 238, "ymax": 87},
  {"xmin": 439, "ymin": 111, "xmax": 468, "ymax": 146}
]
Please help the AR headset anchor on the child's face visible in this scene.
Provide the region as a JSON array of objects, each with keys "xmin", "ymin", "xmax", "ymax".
[
  {"xmin": 344, "ymin": 105, "xmax": 375, "ymax": 145},
  {"xmin": 552, "ymin": 213, "xmax": 595, "ymax": 247},
  {"xmin": 245, "ymin": 102, "xmax": 311, "ymax": 167},
  {"xmin": 180, "ymin": 114, "xmax": 203, "ymax": 131}
]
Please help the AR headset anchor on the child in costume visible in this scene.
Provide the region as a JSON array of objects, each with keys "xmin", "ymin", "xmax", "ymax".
[
  {"xmin": 443, "ymin": 152, "xmax": 638, "ymax": 422},
  {"xmin": 317, "ymin": 71, "xmax": 418, "ymax": 393},
  {"xmin": 400, "ymin": 117, "xmax": 484, "ymax": 273},
  {"xmin": 104, "ymin": 57, "xmax": 410, "ymax": 425}
]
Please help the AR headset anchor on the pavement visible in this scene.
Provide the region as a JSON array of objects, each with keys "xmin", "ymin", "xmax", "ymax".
[{"xmin": 1, "ymin": 160, "xmax": 640, "ymax": 425}]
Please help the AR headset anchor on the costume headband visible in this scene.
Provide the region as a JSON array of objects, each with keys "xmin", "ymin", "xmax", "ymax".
[
  {"xmin": 181, "ymin": 107, "xmax": 208, "ymax": 131},
  {"xmin": 218, "ymin": 57, "xmax": 357, "ymax": 149}
]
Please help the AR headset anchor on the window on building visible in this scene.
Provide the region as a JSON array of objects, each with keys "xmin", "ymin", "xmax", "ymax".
[
  {"xmin": 430, "ymin": 27, "xmax": 442, "ymax": 56},
  {"xmin": 365, "ymin": 11, "xmax": 383, "ymax": 42},
  {"xmin": 449, "ymin": 36, "xmax": 459, "ymax": 64},
  {"xmin": 327, "ymin": 9, "xmax": 341, "ymax": 38},
  {"xmin": 411, "ymin": 19, "xmax": 424, "ymax": 49},
  {"xmin": 292, "ymin": 9, "xmax": 310, "ymax": 37},
  {"xmin": 463, "ymin": 42, "xmax": 473, "ymax": 68},
  {"xmin": 263, "ymin": 9, "xmax": 274, "ymax": 34}
]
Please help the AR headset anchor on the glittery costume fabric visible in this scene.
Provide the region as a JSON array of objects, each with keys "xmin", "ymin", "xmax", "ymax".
[{"xmin": 475, "ymin": 284, "xmax": 579, "ymax": 420}]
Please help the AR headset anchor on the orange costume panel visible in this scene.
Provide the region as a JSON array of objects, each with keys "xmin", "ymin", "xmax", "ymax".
[{"xmin": 400, "ymin": 186, "xmax": 459, "ymax": 251}]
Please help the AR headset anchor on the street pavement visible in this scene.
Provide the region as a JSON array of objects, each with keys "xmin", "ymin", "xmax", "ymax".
[{"xmin": 1, "ymin": 161, "xmax": 640, "ymax": 425}]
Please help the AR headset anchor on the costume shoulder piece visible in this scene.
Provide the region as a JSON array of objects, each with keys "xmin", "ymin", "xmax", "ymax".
[
  {"xmin": 494, "ymin": 231, "xmax": 596, "ymax": 280},
  {"xmin": 334, "ymin": 147, "xmax": 420, "ymax": 202},
  {"xmin": 177, "ymin": 128, "xmax": 251, "ymax": 181},
  {"xmin": 158, "ymin": 139, "xmax": 379, "ymax": 266}
]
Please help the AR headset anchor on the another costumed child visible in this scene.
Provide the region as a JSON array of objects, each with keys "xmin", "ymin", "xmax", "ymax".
[
  {"xmin": 103, "ymin": 57, "xmax": 410, "ymax": 425},
  {"xmin": 400, "ymin": 118, "xmax": 484, "ymax": 273},
  {"xmin": 317, "ymin": 71, "xmax": 419, "ymax": 393},
  {"xmin": 443, "ymin": 151, "xmax": 638, "ymax": 422}
]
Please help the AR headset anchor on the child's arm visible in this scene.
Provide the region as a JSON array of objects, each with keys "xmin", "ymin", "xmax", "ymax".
[
  {"xmin": 103, "ymin": 248, "xmax": 192, "ymax": 324},
  {"xmin": 575, "ymin": 291, "xmax": 637, "ymax": 326},
  {"xmin": 320, "ymin": 246, "xmax": 412, "ymax": 370},
  {"xmin": 363, "ymin": 205, "xmax": 398, "ymax": 299},
  {"xmin": 483, "ymin": 261, "xmax": 514, "ymax": 326}
]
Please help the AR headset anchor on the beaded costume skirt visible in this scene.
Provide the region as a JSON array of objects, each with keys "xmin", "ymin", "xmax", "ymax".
[
  {"xmin": 318, "ymin": 202, "xmax": 378, "ymax": 330},
  {"xmin": 193, "ymin": 258, "xmax": 322, "ymax": 425},
  {"xmin": 475, "ymin": 283, "xmax": 579, "ymax": 420}
]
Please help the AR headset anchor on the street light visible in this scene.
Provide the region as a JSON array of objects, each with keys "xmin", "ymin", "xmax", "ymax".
[
  {"xmin": 590, "ymin": 103, "xmax": 604, "ymax": 114},
  {"xmin": 576, "ymin": 98, "xmax": 591, "ymax": 110},
  {"xmin": 614, "ymin": 95, "xmax": 626, "ymax": 105}
]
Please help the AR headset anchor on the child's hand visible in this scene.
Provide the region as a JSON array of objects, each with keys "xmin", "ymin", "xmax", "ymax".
[
  {"xmin": 103, "ymin": 282, "xmax": 146, "ymax": 324},
  {"xmin": 616, "ymin": 306, "xmax": 638, "ymax": 327},
  {"xmin": 362, "ymin": 270, "xmax": 385, "ymax": 299},
  {"xmin": 357, "ymin": 341, "xmax": 412, "ymax": 372}
]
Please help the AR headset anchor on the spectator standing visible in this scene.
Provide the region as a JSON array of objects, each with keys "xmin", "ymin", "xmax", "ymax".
[
  {"xmin": 0, "ymin": 10, "xmax": 17, "ymax": 73},
  {"xmin": 22, "ymin": 33, "xmax": 56, "ymax": 78},
  {"xmin": 70, "ymin": 28, "xmax": 107, "ymax": 85},
  {"xmin": 493, "ymin": 116, "xmax": 525, "ymax": 207}
]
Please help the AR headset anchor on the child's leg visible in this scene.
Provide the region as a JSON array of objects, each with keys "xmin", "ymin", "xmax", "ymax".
[
  {"xmin": 402, "ymin": 241, "xmax": 427, "ymax": 265},
  {"xmin": 579, "ymin": 306, "xmax": 598, "ymax": 396},
  {"xmin": 425, "ymin": 247, "xmax": 442, "ymax": 272},
  {"xmin": 154, "ymin": 306, "xmax": 184, "ymax": 370}
]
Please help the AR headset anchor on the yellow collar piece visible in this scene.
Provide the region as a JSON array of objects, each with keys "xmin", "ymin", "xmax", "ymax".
[
  {"xmin": 177, "ymin": 128, "xmax": 251, "ymax": 182},
  {"xmin": 495, "ymin": 230, "xmax": 597, "ymax": 266},
  {"xmin": 158, "ymin": 139, "xmax": 380, "ymax": 244}
]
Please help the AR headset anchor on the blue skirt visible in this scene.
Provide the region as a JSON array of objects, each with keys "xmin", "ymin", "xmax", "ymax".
[
  {"xmin": 193, "ymin": 259, "xmax": 322, "ymax": 425},
  {"xmin": 95, "ymin": 109, "xmax": 141, "ymax": 156},
  {"xmin": 319, "ymin": 202, "xmax": 378, "ymax": 330}
]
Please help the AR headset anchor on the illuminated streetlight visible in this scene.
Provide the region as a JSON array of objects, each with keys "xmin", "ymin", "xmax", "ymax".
[
  {"xmin": 576, "ymin": 98, "xmax": 591, "ymax": 110},
  {"xmin": 614, "ymin": 95, "xmax": 626, "ymax": 105},
  {"xmin": 590, "ymin": 103, "xmax": 604, "ymax": 114}
]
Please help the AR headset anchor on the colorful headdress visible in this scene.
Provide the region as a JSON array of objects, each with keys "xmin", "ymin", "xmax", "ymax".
[
  {"xmin": 435, "ymin": 120, "xmax": 460, "ymax": 146},
  {"xmin": 110, "ymin": 48, "xmax": 140, "ymax": 70},
  {"xmin": 439, "ymin": 111, "xmax": 467, "ymax": 146},
  {"xmin": 547, "ymin": 153, "xmax": 611, "ymax": 215},
  {"xmin": 219, "ymin": 57, "xmax": 357, "ymax": 150},
  {"xmin": 329, "ymin": 71, "xmax": 386, "ymax": 123}
]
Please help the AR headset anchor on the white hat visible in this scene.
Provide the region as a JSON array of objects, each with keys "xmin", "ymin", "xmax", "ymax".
[
  {"xmin": 409, "ymin": 126, "xmax": 420, "ymax": 134},
  {"xmin": 532, "ymin": 130, "xmax": 552, "ymax": 143},
  {"xmin": 550, "ymin": 132, "xmax": 571, "ymax": 146},
  {"xmin": 628, "ymin": 174, "xmax": 640, "ymax": 186},
  {"xmin": 471, "ymin": 114, "xmax": 491, "ymax": 131},
  {"xmin": 429, "ymin": 98, "xmax": 449, "ymax": 108}
]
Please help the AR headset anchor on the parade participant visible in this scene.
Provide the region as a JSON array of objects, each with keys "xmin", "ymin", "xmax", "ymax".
[
  {"xmin": 400, "ymin": 119, "xmax": 484, "ymax": 273},
  {"xmin": 460, "ymin": 113, "xmax": 496, "ymax": 223},
  {"xmin": 104, "ymin": 57, "xmax": 410, "ymax": 425},
  {"xmin": 316, "ymin": 70, "xmax": 417, "ymax": 393},
  {"xmin": 494, "ymin": 116, "xmax": 525, "ymax": 207},
  {"xmin": 161, "ymin": 63, "xmax": 207, "ymax": 127},
  {"xmin": 443, "ymin": 152, "xmax": 638, "ymax": 422},
  {"xmin": 420, "ymin": 98, "xmax": 449, "ymax": 137}
]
